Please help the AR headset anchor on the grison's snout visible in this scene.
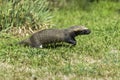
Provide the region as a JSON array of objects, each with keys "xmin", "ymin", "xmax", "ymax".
[{"xmin": 82, "ymin": 29, "xmax": 91, "ymax": 34}]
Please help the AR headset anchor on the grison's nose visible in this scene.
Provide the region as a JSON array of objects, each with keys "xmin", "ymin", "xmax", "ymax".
[{"xmin": 84, "ymin": 29, "xmax": 91, "ymax": 34}]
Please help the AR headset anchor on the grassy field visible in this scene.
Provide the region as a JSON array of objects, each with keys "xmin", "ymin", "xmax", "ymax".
[{"xmin": 0, "ymin": 1, "xmax": 120, "ymax": 80}]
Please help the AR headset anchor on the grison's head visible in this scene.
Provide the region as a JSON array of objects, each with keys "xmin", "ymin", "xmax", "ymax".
[{"xmin": 68, "ymin": 26, "xmax": 91, "ymax": 36}]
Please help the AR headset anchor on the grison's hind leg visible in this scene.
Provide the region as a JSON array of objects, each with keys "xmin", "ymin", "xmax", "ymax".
[
  {"xmin": 30, "ymin": 41, "xmax": 43, "ymax": 48},
  {"xmin": 31, "ymin": 44, "xmax": 43, "ymax": 48}
]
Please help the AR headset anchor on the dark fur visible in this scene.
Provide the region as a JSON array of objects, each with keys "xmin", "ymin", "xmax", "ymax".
[{"xmin": 19, "ymin": 26, "xmax": 91, "ymax": 48}]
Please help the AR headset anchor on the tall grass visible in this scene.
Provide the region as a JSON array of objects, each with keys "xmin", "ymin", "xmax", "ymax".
[{"xmin": 0, "ymin": 0, "xmax": 52, "ymax": 32}]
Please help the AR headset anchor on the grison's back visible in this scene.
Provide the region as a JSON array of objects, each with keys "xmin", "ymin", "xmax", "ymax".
[{"xmin": 30, "ymin": 29, "xmax": 66, "ymax": 45}]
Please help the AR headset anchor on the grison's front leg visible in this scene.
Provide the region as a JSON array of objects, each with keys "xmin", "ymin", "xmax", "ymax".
[{"xmin": 65, "ymin": 37, "xmax": 76, "ymax": 45}]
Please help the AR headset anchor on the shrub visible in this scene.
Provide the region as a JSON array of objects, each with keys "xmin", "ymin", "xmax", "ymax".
[{"xmin": 0, "ymin": 0, "xmax": 52, "ymax": 33}]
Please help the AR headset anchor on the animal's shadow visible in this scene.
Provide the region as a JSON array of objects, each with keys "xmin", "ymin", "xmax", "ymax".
[
  {"xmin": 42, "ymin": 43, "xmax": 75, "ymax": 49},
  {"xmin": 18, "ymin": 42, "xmax": 75, "ymax": 49}
]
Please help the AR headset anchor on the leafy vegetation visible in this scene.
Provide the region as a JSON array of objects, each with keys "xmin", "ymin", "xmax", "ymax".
[{"xmin": 0, "ymin": 0, "xmax": 120, "ymax": 80}]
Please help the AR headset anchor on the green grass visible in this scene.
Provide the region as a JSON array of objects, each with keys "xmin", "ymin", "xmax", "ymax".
[{"xmin": 0, "ymin": 1, "xmax": 120, "ymax": 80}]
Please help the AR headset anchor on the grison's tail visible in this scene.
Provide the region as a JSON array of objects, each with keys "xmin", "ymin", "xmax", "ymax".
[
  {"xmin": 8, "ymin": 38, "xmax": 30, "ymax": 47},
  {"xmin": 18, "ymin": 38, "xmax": 31, "ymax": 46}
]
